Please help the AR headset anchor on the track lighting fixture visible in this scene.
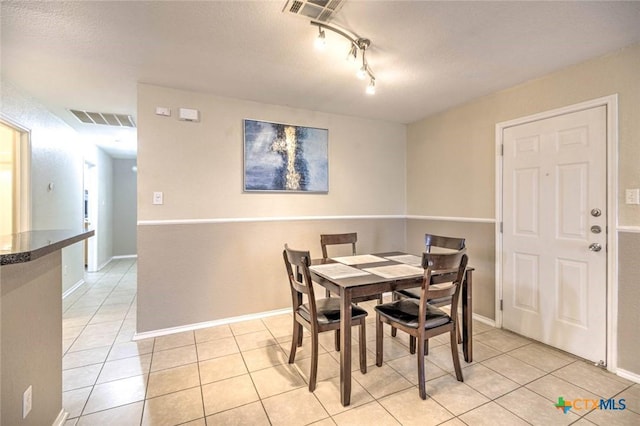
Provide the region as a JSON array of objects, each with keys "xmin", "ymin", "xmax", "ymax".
[{"xmin": 310, "ymin": 21, "xmax": 377, "ymax": 95}]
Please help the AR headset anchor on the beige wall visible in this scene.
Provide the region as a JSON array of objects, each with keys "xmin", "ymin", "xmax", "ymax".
[
  {"xmin": 138, "ymin": 218, "xmax": 405, "ymax": 332},
  {"xmin": 407, "ymin": 43, "xmax": 640, "ymax": 375},
  {"xmin": 137, "ymin": 83, "xmax": 406, "ymax": 332}
]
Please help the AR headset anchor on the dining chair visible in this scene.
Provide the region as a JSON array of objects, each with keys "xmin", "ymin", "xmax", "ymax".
[
  {"xmin": 320, "ymin": 232, "xmax": 383, "ymax": 304},
  {"xmin": 375, "ymin": 250, "xmax": 468, "ymax": 399},
  {"xmin": 391, "ymin": 233, "xmax": 466, "ymax": 354},
  {"xmin": 283, "ymin": 244, "xmax": 368, "ymax": 392}
]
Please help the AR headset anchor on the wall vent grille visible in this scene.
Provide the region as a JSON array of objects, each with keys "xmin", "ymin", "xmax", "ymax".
[
  {"xmin": 69, "ymin": 109, "xmax": 136, "ymax": 128},
  {"xmin": 282, "ymin": 0, "xmax": 345, "ymax": 23}
]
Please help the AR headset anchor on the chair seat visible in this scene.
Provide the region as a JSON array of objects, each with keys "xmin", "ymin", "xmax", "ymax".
[
  {"xmin": 395, "ymin": 288, "xmax": 453, "ymax": 306},
  {"xmin": 375, "ymin": 299, "xmax": 451, "ymax": 329},
  {"xmin": 298, "ymin": 297, "xmax": 368, "ymax": 325}
]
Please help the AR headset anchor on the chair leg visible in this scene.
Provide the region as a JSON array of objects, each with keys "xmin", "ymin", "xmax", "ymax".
[
  {"xmin": 456, "ymin": 321, "xmax": 462, "ymax": 344},
  {"xmin": 391, "ymin": 293, "xmax": 399, "ymax": 337},
  {"xmin": 376, "ymin": 314, "xmax": 384, "ymax": 367},
  {"xmin": 409, "ymin": 336, "xmax": 416, "ymax": 354},
  {"xmin": 425, "ymin": 338, "xmax": 429, "ymax": 355},
  {"xmin": 450, "ymin": 328, "xmax": 463, "ymax": 382},
  {"xmin": 309, "ymin": 329, "xmax": 319, "ymax": 391},
  {"xmin": 334, "ymin": 329, "xmax": 340, "ymax": 352},
  {"xmin": 417, "ymin": 333, "xmax": 427, "ymax": 400},
  {"xmin": 359, "ymin": 320, "xmax": 367, "ymax": 374},
  {"xmin": 289, "ymin": 321, "xmax": 300, "ymax": 363},
  {"xmin": 326, "ymin": 289, "xmax": 331, "ymax": 298},
  {"xmin": 297, "ymin": 323, "xmax": 303, "ymax": 347}
]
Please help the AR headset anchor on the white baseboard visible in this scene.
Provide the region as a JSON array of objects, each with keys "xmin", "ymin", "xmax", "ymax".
[
  {"xmin": 133, "ymin": 306, "xmax": 498, "ymax": 341},
  {"xmin": 52, "ymin": 409, "xmax": 69, "ymax": 426},
  {"xmin": 96, "ymin": 257, "xmax": 113, "ymax": 272},
  {"xmin": 616, "ymin": 368, "xmax": 640, "ymax": 384},
  {"xmin": 113, "ymin": 254, "xmax": 138, "ymax": 259},
  {"xmin": 472, "ymin": 313, "xmax": 496, "ymax": 327},
  {"xmin": 62, "ymin": 279, "xmax": 85, "ymax": 299},
  {"xmin": 133, "ymin": 308, "xmax": 291, "ymax": 341}
]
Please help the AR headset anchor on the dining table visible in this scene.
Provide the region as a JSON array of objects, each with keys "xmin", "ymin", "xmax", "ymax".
[{"xmin": 309, "ymin": 251, "xmax": 474, "ymax": 406}]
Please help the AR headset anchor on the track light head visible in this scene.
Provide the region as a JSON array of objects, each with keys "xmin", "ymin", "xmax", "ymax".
[
  {"xmin": 366, "ymin": 77, "xmax": 376, "ymax": 95},
  {"xmin": 314, "ymin": 27, "xmax": 326, "ymax": 50},
  {"xmin": 347, "ymin": 43, "xmax": 358, "ymax": 62}
]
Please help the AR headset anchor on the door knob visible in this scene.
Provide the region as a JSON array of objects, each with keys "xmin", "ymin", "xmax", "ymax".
[
  {"xmin": 590, "ymin": 225, "xmax": 602, "ymax": 234},
  {"xmin": 588, "ymin": 243, "xmax": 602, "ymax": 252},
  {"xmin": 590, "ymin": 208, "xmax": 602, "ymax": 217}
]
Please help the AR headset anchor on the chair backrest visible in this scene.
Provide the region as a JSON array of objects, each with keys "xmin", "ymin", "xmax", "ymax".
[
  {"xmin": 283, "ymin": 244, "xmax": 317, "ymax": 313},
  {"xmin": 320, "ymin": 232, "xmax": 357, "ymax": 259},
  {"xmin": 419, "ymin": 251, "xmax": 468, "ymax": 323},
  {"xmin": 425, "ymin": 233, "xmax": 466, "ymax": 253}
]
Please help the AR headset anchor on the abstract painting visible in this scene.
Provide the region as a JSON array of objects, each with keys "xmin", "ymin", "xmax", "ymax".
[{"xmin": 243, "ymin": 119, "xmax": 328, "ymax": 192}]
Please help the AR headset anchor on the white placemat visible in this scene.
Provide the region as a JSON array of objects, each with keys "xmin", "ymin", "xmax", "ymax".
[
  {"xmin": 309, "ymin": 263, "xmax": 371, "ymax": 279},
  {"xmin": 331, "ymin": 254, "xmax": 387, "ymax": 265},
  {"xmin": 363, "ymin": 264, "xmax": 425, "ymax": 279},
  {"xmin": 384, "ymin": 254, "xmax": 422, "ymax": 267}
]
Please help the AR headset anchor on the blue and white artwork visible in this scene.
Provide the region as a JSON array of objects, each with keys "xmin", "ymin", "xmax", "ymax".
[{"xmin": 243, "ymin": 119, "xmax": 328, "ymax": 192}]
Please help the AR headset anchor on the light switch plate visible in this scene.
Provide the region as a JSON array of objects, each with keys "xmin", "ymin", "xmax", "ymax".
[{"xmin": 625, "ymin": 188, "xmax": 640, "ymax": 205}]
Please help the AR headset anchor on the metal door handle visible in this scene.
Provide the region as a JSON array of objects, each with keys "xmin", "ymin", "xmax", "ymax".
[
  {"xmin": 591, "ymin": 208, "xmax": 602, "ymax": 217},
  {"xmin": 589, "ymin": 243, "xmax": 602, "ymax": 252}
]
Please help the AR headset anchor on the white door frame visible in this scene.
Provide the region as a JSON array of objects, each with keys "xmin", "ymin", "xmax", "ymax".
[
  {"xmin": 84, "ymin": 160, "xmax": 99, "ymax": 272},
  {"xmin": 495, "ymin": 94, "xmax": 619, "ymax": 372}
]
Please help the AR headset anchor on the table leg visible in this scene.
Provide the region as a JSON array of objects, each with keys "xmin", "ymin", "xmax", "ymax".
[
  {"xmin": 339, "ymin": 289, "xmax": 352, "ymax": 406},
  {"xmin": 462, "ymin": 269, "xmax": 473, "ymax": 362}
]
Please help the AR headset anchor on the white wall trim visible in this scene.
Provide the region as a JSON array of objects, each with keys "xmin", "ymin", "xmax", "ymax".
[
  {"xmin": 617, "ymin": 368, "xmax": 640, "ymax": 384},
  {"xmin": 473, "ymin": 313, "xmax": 496, "ymax": 328},
  {"xmin": 495, "ymin": 94, "xmax": 619, "ymax": 373},
  {"xmin": 407, "ymin": 215, "xmax": 495, "ymax": 223},
  {"xmin": 133, "ymin": 308, "xmax": 291, "ymax": 341},
  {"xmin": 96, "ymin": 256, "xmax": 113, "ymax": 272},
  {"xmin": 617, "ymin": 226, "xmax": 640, "ymax": 233},
  {"xmin": 138, "ymin": 215, "xmax": 495, "ymax": 226},
  {"xmin": 62, "ymin": 279, "xmax": 85, "ymax": 299},
  {"xmin": 113, "ymin": 254, "xmax": 138, "ymax": 259},
  {"xmin": 52, "ymin": 409, "xmax": 69, "ymax": 426}
]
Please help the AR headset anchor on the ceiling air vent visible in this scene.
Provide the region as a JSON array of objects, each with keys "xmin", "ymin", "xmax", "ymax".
[
  {"xmin": 282, "ymin": 0, "xmax": 345, "ymax": 23},
  {"xmin": 69, "ymin": 109, "xmax": 136, "ymax": 128}
]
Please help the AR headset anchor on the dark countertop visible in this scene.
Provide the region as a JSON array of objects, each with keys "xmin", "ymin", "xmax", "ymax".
[{"xmin": 0, "ymin": 229, "xmax": 95, "ymax": 266}]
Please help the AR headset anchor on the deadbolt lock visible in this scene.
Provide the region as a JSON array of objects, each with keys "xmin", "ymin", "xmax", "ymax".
[{"xmin": 591, "ymin": 225, "xmax": 602, "ymax": 234}]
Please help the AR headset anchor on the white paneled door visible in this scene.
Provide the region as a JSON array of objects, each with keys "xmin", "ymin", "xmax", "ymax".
[{"xmin": 502, "ymin": 106, "xmax": 607, "ymax": 364}]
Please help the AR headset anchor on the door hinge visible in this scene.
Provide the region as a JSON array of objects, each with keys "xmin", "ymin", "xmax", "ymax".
[
  {"xmin": 500, "ymin": 144, "xmax": 504, "ymax": 156},
  {"xmin": 500, "ymin": 222, "xmax": 503, "ymax": 233},
  {"xmin": 500, "ymin": 299, "xmax": 503, "ymax": 311}
]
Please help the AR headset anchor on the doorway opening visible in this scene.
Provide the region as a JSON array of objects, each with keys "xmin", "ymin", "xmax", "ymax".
[{"xmin": 0, "ymin": 117, "xmax": 30, "ymax": 237}]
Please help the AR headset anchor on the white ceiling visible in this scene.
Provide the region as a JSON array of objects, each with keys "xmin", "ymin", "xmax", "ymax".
[{"xmin": 2, "ymin": 1, "xmax": 640, "ymax": 159}]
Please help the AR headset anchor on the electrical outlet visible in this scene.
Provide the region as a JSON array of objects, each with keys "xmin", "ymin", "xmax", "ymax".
[
  {"xmin": 23, "ymin": 385, "xmax": 32, "ymax": 419},
  {"xmin": 152, "ymin": 191, "xmax": 164, "ymax": 205}
]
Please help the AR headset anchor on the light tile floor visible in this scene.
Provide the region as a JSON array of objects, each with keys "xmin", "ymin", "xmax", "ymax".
[{"xmin": 62, "ymin": 259, "xmax": 639, "ymax": 425}]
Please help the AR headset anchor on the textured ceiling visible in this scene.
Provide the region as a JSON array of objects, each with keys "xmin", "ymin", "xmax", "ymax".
[{"xmin": 2, "ymin": 1, "xmax": 640, "ymax": 158}]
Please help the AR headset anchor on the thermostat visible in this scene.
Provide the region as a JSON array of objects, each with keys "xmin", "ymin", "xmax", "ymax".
[{"xmin": 178, "ymin": 108, "xmax": 200, "ymax": 122}]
